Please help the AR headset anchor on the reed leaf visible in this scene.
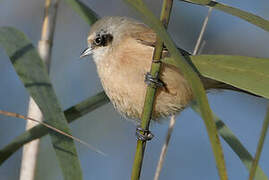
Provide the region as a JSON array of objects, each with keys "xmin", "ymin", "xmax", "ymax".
[
  {"xmin": 180, "ymin": 0, "xmax": 269, "ymax": 32},
  {"xmin": 248, "ymin": 105, "xmax": 269, "ymax": 180},
  {"xmin": 63, "ymin": 0, "xmax": 99, "ymax": 25},
  {"xmin": 0, "ymin": 92, "xmax": 109, "ymax": 165},
  {"xmin": 163, "ymin": 55, "xmax": 269, "ymax": 99},
  {"xmin": 0, "ymin": 27, "xmax": 82, "ymax": 180},
  {"xmin": 192, "ymin": 104, "xmax": 268, "ymax": 180}
]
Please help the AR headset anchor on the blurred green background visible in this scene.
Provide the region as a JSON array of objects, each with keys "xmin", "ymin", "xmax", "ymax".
[{"xmin": 0, "ymin": 0, "xmax": 269, "ymax": 179}]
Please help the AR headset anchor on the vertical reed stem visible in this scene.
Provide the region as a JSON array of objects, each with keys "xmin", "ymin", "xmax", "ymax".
[
  {"xmin": 131, "ymin": 0, "xmax": 174, "ymax": 179},
  {"xmin": 19, "ymin": 1, "xmax": 59, "ymax": 179}
]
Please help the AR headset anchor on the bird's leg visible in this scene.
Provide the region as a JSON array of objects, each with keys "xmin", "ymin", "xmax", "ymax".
[
  {"xmin": 136, "ymin": 125, "xmax": 154, "ymax": 141},
  {"xmin": 145, "ymin": 72, "xmax": 164, "ymax": 88}
]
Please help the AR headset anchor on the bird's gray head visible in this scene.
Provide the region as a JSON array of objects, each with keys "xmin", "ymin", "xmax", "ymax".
[{"xmin": 80, "ymin": 16, "xmax": 142, "ymax": 62}]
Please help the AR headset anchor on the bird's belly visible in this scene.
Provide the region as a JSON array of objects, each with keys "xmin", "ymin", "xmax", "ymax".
[{"xmin": 98, "ymin": 63, "xmax": 193, "ymax": 121}]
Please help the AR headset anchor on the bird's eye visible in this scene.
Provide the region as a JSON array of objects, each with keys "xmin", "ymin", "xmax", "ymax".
[
  {"xmin": 93, "ymin": 33, "xmax": 113, "ymax": 47},
  {"xmin": 94, "ymin": 36, "xmax": 103, "ymax": 46}
]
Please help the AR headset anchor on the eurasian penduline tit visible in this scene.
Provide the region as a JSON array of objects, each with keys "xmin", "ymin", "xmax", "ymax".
[{"xmin": 80, "ymin": 16, "xmax": 254, "ymax": 134}]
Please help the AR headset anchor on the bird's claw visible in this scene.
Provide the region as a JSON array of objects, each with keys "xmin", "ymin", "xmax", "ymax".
[
  {"xmin": 136, "ymin": 125, "xmax": 154, "ymax": 141},
  {"xmin": 145, "ymin": 72, "xmax": 164, "ymax": 88}
]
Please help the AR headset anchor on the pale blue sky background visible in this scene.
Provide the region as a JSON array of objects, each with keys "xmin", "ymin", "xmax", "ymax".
[{"xmin": 0, "ymin": 0, "xmax": 269, "ymax": 179}]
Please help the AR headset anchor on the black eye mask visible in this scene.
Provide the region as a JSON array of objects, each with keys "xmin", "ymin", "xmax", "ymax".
[{"xmin": 93, "ymin": 33, "xmax": 113, "ymax": 47}]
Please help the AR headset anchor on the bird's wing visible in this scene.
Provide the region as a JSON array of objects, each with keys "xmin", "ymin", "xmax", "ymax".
[
  {"xmin": 129, "ymin": 25, "xmax": 260, "ymax": 97},
  {"xmin": 130, "ymin": 25, "xmax": 191, "ymax": 56}
]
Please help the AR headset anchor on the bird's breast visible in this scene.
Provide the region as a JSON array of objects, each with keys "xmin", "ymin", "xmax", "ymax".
[{"xmin": 94, "ymin": 39, "xmax": 193, "ymax": 121}]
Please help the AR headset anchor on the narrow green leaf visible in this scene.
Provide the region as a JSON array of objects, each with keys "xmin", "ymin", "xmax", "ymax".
[
  {"xmin": 249, "ymin": 105, "xmax": 269, "ymax": 180},
  {"xmin": 0, "ymin": 27, "xmax": 82, "ymax": 180},
  {"xmin": 163, "ymin": 55, "xmax": 269, "ymax": 99},
  {"xmin": 192, "ymin": 104, "xmax": 269, "ymax": 180},
  {"xmin": 63, "ymin": 0, "xmax": 99, "ymax": 25},
  {"xmin": 64, "ymin": 92, "xmax": 109, "ymax": 122},
  {"xmin": 124, "ymin": 0, "xmax": 228, "ymax": 179},
  {"xmin": 0, "ymin": 91, "xmax": 109, "ymax": 165},
  {"xmin": 3, "ymin": 91, "xmax": 268, "ymax": 180},
  {"xmin": 180, "ymin": 0, "xmax": 269, "ymax": 32}
]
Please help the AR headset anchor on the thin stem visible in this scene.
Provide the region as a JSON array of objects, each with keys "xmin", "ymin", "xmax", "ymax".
[
  {"xmin": 0, "ymin": 110, "xmax": 105, "ymax": 155},
  {"xmin": 20, "ymin": 0, "xmax": 59, "ymax": 180},
  {"xmin": 154, "ymin": 115, "xmax": 176, "ymax": 180},
  {"xmin": 193, "ymin": 7, "xmax": 213, "ymax": 55},
  {"xmin": 131, "ymin": 0, "xmax": 174, "ymax": 180},
  {"xmin": 248, "ymin": 105, "xmax": 269, "ymax": 180}
]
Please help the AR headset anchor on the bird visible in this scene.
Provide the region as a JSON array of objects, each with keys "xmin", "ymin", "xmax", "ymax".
[{"xmin": 80, "ymin": 16, "xmax": 253, "ymax": 124}]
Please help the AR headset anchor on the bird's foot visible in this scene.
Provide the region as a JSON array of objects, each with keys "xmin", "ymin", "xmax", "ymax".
[
  {"xmin": 145, "ymin": 72, "xmax": 164, "ymax": 88},
  {"xmin": 136, "ymin": 125, "xmax": 154, "ymax": 141}
]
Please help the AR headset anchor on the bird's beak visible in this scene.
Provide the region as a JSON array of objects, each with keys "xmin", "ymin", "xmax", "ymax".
[{"xmin": 80, "ymin": 46, "xmax": 93, "ymax": 58}]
